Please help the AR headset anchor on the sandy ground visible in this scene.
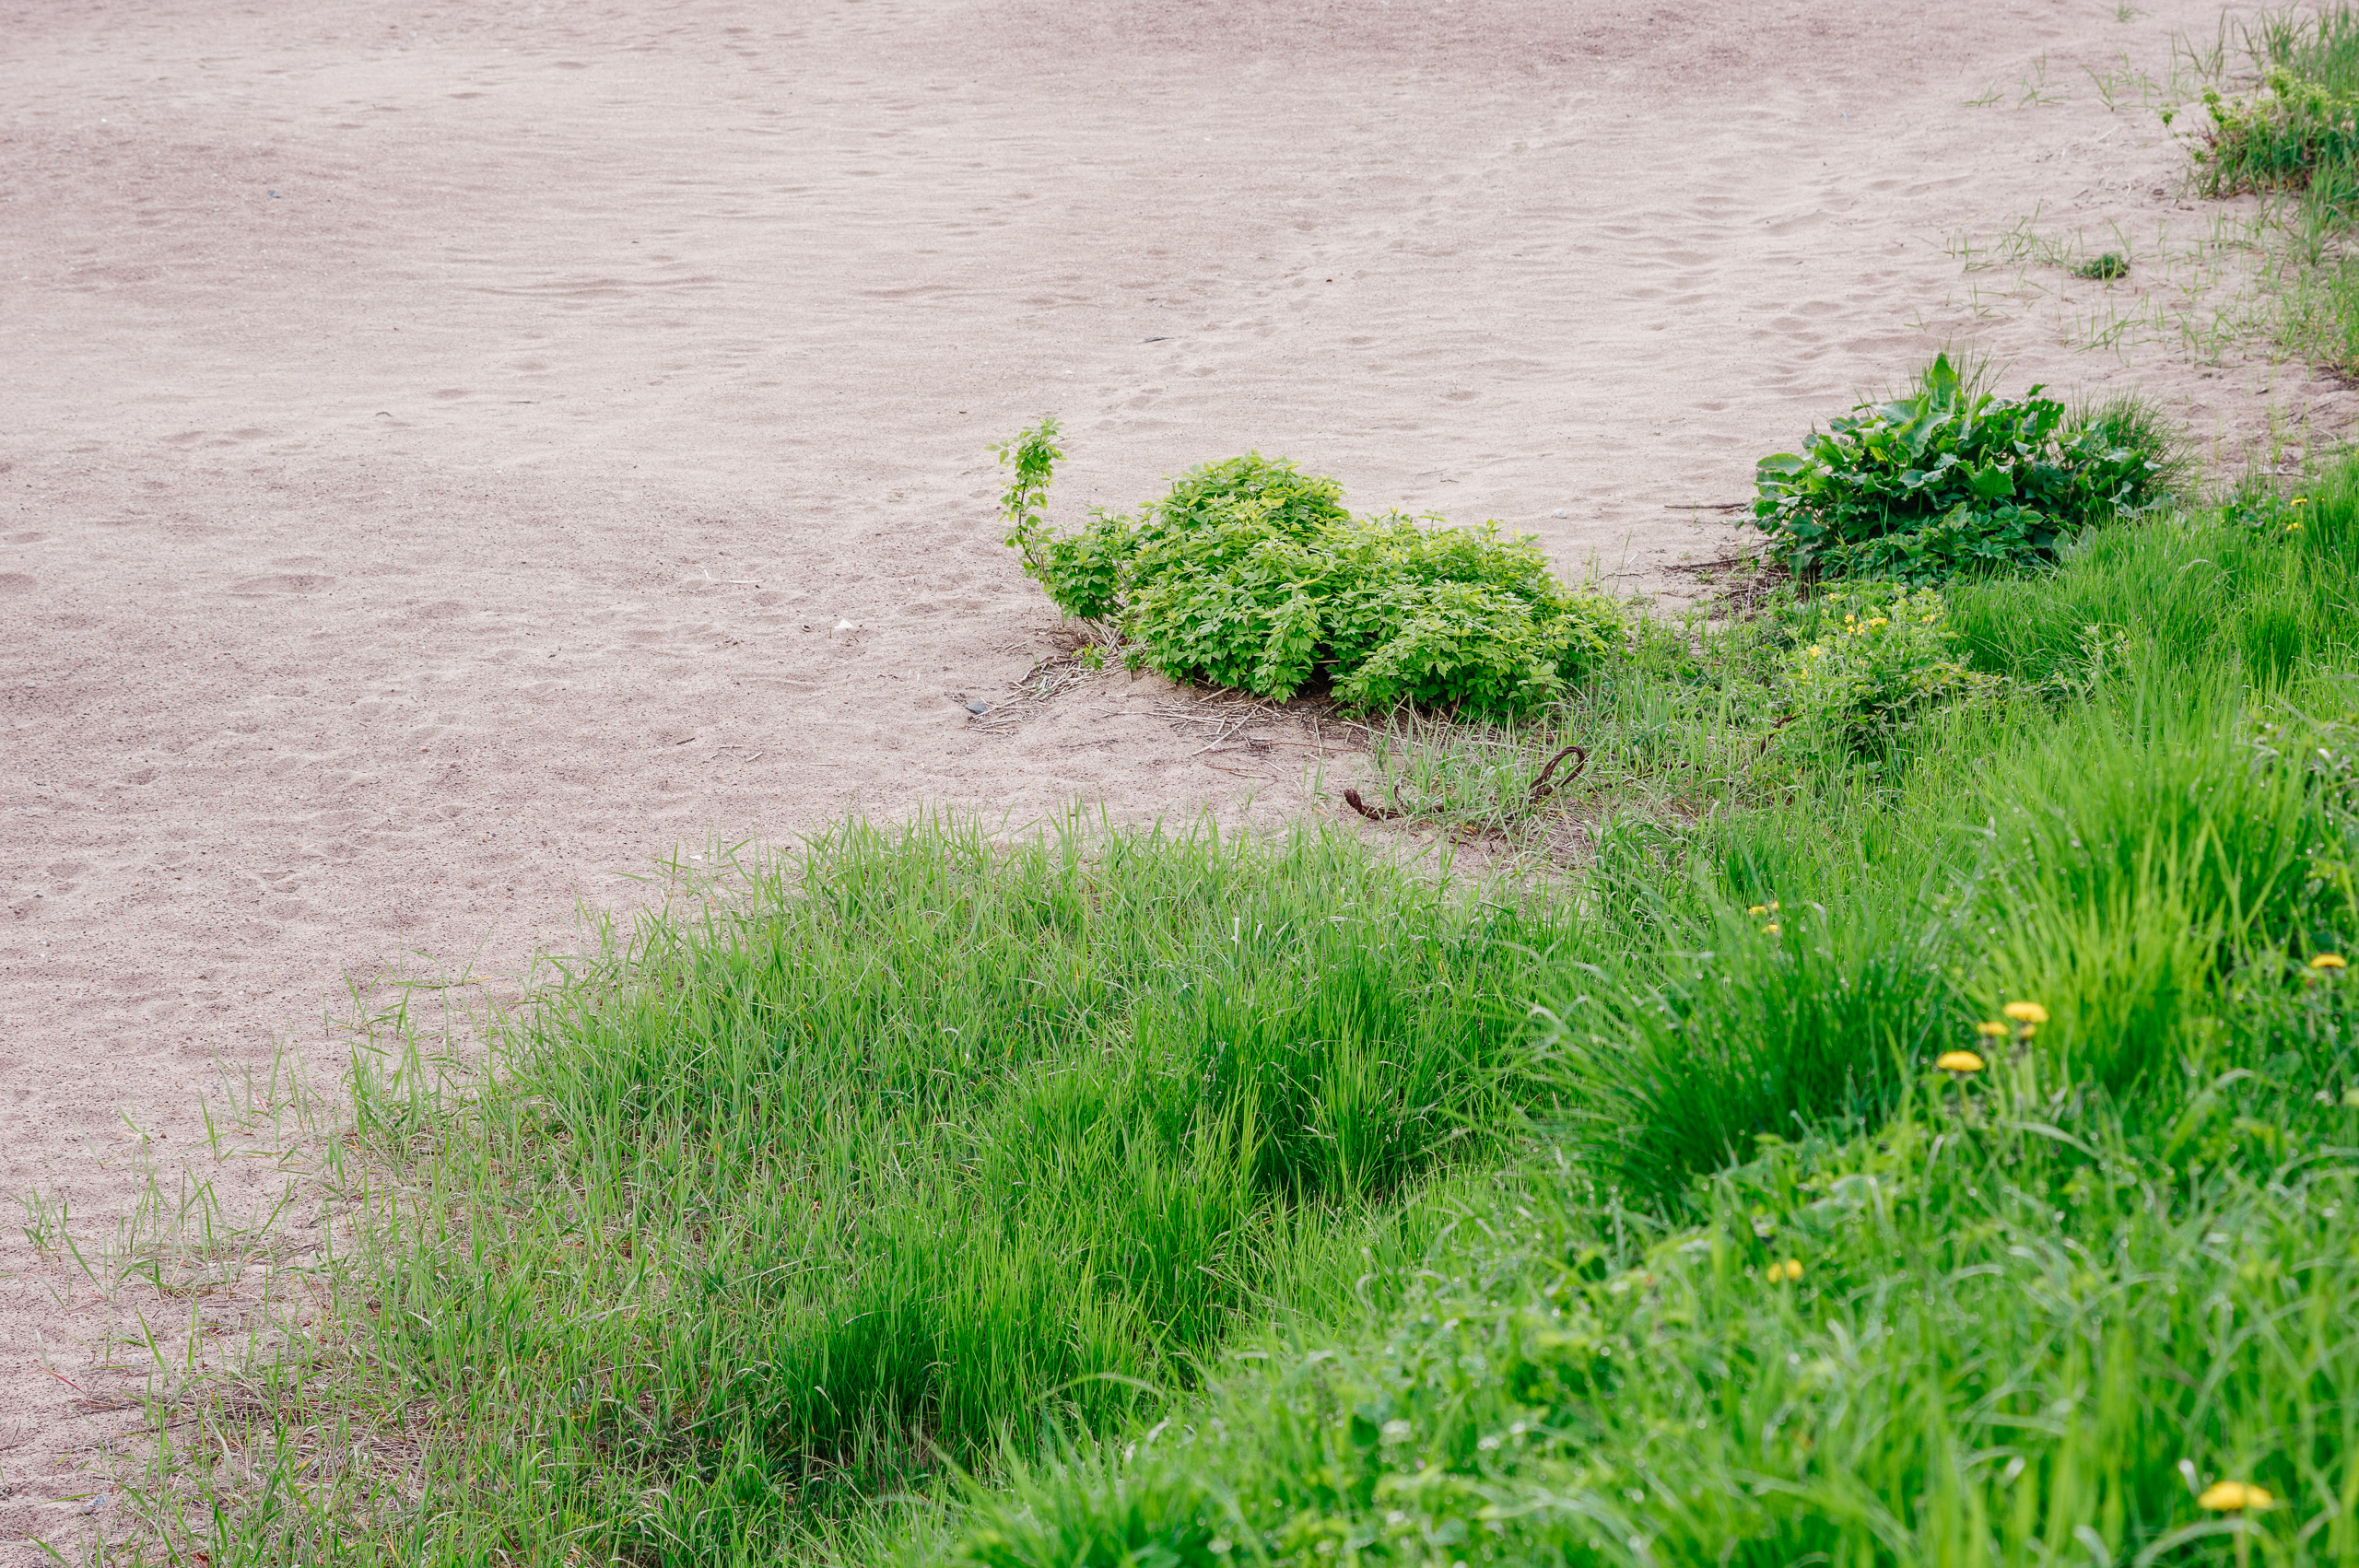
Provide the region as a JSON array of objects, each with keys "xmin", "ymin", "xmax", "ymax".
[{"xmin": 2, "ymin": 0, "xmax": 2349, "ymax": 1551}]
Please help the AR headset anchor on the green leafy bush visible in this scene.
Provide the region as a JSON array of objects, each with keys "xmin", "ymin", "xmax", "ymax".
[
  {"xmin": 1752, "ymin": 355, "xmax": 2176, "ymax": 583},
  {"xmin": 998, "ymin": 428, "xmax": 1625, "ymax": 717}
]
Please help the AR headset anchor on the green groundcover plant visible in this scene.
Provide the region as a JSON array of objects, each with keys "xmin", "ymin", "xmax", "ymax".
[
  {"xmin": 1751, "ymin": 355, "xmax": 2177, "ymax": 583},
  {"xmin": 995, "ymin": 420, "xmax": 1625, "ymax": 717}
]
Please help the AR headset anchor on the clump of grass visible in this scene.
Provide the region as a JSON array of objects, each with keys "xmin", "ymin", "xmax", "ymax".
[
  {"xmin": 1944, "ymin": 451, "xmax": 2359, "ymax": 685},
  {"xmin": 2175, "ymin": 7, "xmax": 2359, "ymax": 373},
  {"xmin": 2074, "ymin": 249, "xmax": 2132, "ymax": 278},
  {"xmin": 2188, "ymin": 68, "xmax": 2359, "ymax": 195},
  {"xmin": 2275, "ymin": 246, "xmax": 2359, "ymax": 371},
  {"xmin": 2256, "ymin": 3, "xmax": 2359, "ymax": 94},
  {"xmin": 1353, "ymin": 711, "xmax": 1593, "ymax": 848},
  {"xmin": 1531, "ymin": 891, "xmax": 1962, "ymax": 1201},
  {"xmin": 167, "ymin": 819, "xmax": 1579, "ymax": 1563}
]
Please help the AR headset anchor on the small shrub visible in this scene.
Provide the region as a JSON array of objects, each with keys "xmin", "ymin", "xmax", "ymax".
[
  {"xmin": 1777, "ymin": 587, "xmax": 1996, "ymax": 754},
  {"xmin": 2186, "ymin": 69, "xmax": 2359, "ymax": 195},
  {"xmin": 1752, "ymin": 355, "xmax": 2176, "ymax": 583},
  {"xmin": 998, "ymin": 428, "xmax": 1625, "ymax": 717},
  {"xmin": 993, "ymin": 415, "xmax": 1135, "ymax": 623}
]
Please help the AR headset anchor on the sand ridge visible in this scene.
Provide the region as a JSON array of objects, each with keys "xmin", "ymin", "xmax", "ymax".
[{"xmin": 1, "ymin": 0, "xmax": 2347, "ymax": 1550}]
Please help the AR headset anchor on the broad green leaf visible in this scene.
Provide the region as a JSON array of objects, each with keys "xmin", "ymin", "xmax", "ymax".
[{"xmin": 1966, "ymin": 464, "xmax": 2015, "ymax": 500}]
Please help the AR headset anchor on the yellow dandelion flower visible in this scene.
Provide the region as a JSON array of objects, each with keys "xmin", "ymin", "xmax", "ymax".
[
  {"xmin": 2002, "ymin": 1001, "xmax": 2049, "ymax": 1024},
  {"xmin": 2198, "ymin": 1480, "xmax": 2275, "ymax": 1512},
  {"xmin": 1747, "ymin": 906, "xmax": 1768, "ymax": 917},
  {"xmin": 1764, "ymin": 922, "xmax": 1781, "ymax": 935},
  {"xmin": 1936, "ymin": 1050, "xmax": 1986, "ymax": 1074},
  {"xmin": 1766, "ymin": 1258, "xmax": 1804, "ymax": 1283},
  {"xmin": 1974, "ymin": 1021, "xmax": 2009, "ymax": 1038},
  {"xmin": 2313, "ymin": 954, "xmax": 2349, "ymax": 971}
]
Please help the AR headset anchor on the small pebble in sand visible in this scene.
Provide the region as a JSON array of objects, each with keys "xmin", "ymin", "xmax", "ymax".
[{"xmin": 1553, "ymin": 509, "xmax": 1567, "ymax": 518}]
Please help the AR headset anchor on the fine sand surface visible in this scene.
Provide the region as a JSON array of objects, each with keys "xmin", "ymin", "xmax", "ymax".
[{"xmin": 1, "ymin": 0, "xmax": 2346, "ymax": 1550}]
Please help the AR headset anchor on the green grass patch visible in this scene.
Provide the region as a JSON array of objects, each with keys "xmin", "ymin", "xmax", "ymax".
[
  {"xmin": 869, "ymin": 462, "xmax": 2359, "ymax": 1568},
  {"xmin": 935, "ymin": 1070, "xmax": 2359, "ymax": 1568},
  {"xmin": 2179, "ymin": 6, "xmax": 2359, "ymax": 374},
  {"xmin": 2189, "ymin": 67, "xmax": 2359, "ymax": 196},
  {"xmin": 167, "ymin": 821, "xmax": 1575, "ymax": 1563}
]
